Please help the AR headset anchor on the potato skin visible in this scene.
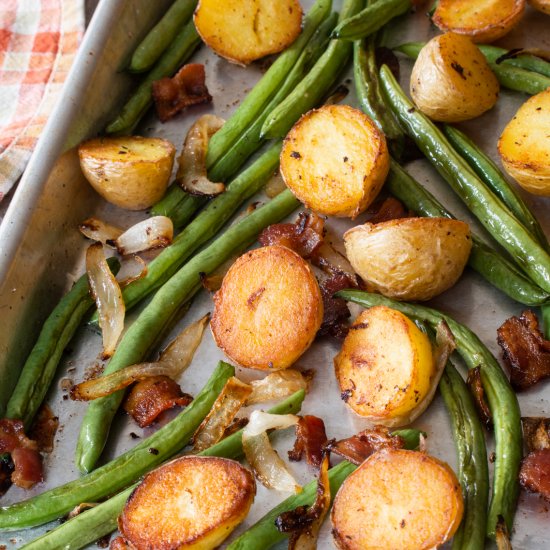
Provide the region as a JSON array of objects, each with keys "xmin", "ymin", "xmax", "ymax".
[
  {"xmin": 194, "ymin": 0, "xmax": 302, "ymax": 65},
  {"xmin": 332, "ymin": 449, "xmax": 464, "ymax": 550},
  {"xmin": 280, "ymin": 105, "xmax": 390, "ymax": 218},
  {"xmin": 410, "ymin": 33, "xmax": 499, "ymax": 122},
  {"xmin": 211, "ymin": 245, "xmax": 323, "ymax": 371},
  {"xmin": 78, "ymin": 136, "xmax": 175, "ymax": 210},
  {"xmin": 119, "ymin": 456, "xmax": 255, "ymax": 549},
  {"xmin": 528, "ymin": 0, "xmax": 550, "ymax": 14},
  {"xmin": 498, "ymin": 88, "xmax": 550, "ymax": 195},
  {"xmin": 433, "ymin": 0, "xmax": 525, "ymax": 43},
  {"xmin": 344, "ymin": 217, "xmax": 472, "ymax": 301},
  {"xmin": 334, "ymin": 306, "xmax": 434, "ymax": 421}
]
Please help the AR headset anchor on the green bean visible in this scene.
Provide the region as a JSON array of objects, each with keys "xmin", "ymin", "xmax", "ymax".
[
  {"xmin": 150, "ymin": 187, "xmax": 205, "ymax": 231},
  {"xmin": 386, "ymin": 160, "xmax": 550, "ymax": 306},
  {"xmin": 228, "ymin": 428, "xmax": 424, "ymax": 549},
  {"xmin": 20, "ymin": 390, "xmax": 306, "ymax": 550},
  {"xmin": 395, "ymin": 42, "xmax": 550, "ymax": 96},
  {"xmin": 380, "ymin": 65, "xmax": 550, "ymax": 294},
  {"xmin": 0, "ymin": 361, "xmax": 234, "ymax": 530},
  {"xmin": 129, "ymin": 0, "xmax": 197, "ymax": 73},
  {"xmin": 4, "ymin": 258, "xmax": 119, "ymax": 426},
  {"xmin": 106, "ymin": 19, "xmax": 201, "ymax": 135},
  {"xmin": 337, "ymin": 290, "xmax": 522, "ymax": 538},
  {"xmin": 260, "ymin": 0, "xmax": 363, "ymax": 140},
  {"xmin": 442, "ymin": 125, "xmax": 549, "ymax": 251},
  {"xmin": 332, "ymin": 0, "xmax": 411, "ymax": 41},
  {"xmin": 77, "ymin": 190, "xmax": 300, "ymax": 473},
  {"xmin": 478, "ymin": 44, "xmax": 550, "ymax": 79},
  {"xmin": 440, "ymin": 363, "xmax": 489, "ymax": 550}
]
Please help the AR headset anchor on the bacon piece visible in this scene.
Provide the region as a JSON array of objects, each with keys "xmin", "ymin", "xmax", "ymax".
[
  {"xmin": 466, "ymin": 367, "xmax": 492, "ymax": 429},
  {"xmin": 258, "ymin": 211, "xmax": 325, "ymax": 258},
  {"xmin": 368, "ymin": 196, "xmax": 408, "ymax": 224},
  {"xmin": 288, "ymin": 415, "xmax": 328, "ymax": 468},
  {"xmin": 123, "ymin": 376, "xmax": 193, "ymax": 428},
  {"xmin": 0, "ymin": 418, "xmax": 37, "ymax": 453},
  {"xmin": 519, "ymin": 448, "xmax": 550, "ymax": 501},
  {"xmin": 11, "ymin": 447, "xmax": 43, "ymax": 489},
  {"xmin": 29, "ymin": 405, "xmax": 59, "ymax": 453},
  {"xmin": 522, "ymin": 417, "xmax": 550, "ymax": 453},
  {"xmin": 497, "ymin": 310, "xmax": 550, "ymax": 390},
  {"xmin": 318, "ymin": 272, "xmax": 353, "ymax": 339},
  {"xmin": 326, "ymin": 426, "xmax": 404, "ymax": 465},
  {"xmin": 152, "ymin": 63, "xmax": 212, "ymax": 122}
]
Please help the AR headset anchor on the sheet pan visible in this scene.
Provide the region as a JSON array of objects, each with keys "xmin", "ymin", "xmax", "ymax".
[{"xmin": 1, "ymin": 0, "xmax": 549, "ymax": 547}]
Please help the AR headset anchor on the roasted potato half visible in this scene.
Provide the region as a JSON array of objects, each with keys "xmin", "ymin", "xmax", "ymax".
[
  {"xmin": 344, "ymin": 217, "xmax": 472, "ymax": 301},
  {"xmin": 119, "ymin": 456, "xmax": 255, "ymax": 549},
  {"xmin": 280, "ymin": 105, "xmax": 390, "ymax": 218},
  {"xmin": 528, "ymin": 0, "xmax": 550, "ymax": 14},
  {"xmin": 211, "ymin": 245, "xmax": 323, "ymax": 371},
  {"xmin": 78, "ymin": 136, "xmax": 175, "ymax": 210},
  {"xmin": 194, "ymin": 0, "xmax": 303, "ymax": 65},
  {"xmin": 433, "ymin": 0, "xmax": 525, "ymax": 43},
  {"xmin": 410, "ymin": 33, "xmax": 499, "ymax": 122},
  {"xmin": 334, "ymin": 306, "xmax": 435, "ymax": 423},
  {"xmin": 498, "ymin": 88, "xmax": 550, "ymax": 195},
  {"xmin": 332, "ymin": 449, "xmax": 464, "ymax": 550}
]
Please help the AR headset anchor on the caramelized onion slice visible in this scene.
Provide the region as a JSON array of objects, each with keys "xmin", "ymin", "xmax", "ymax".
[
  {"xmin": 242, "ymin": 411, "xmax": 300, "ymax": 493},
  {"xmin": 117, "ymin": 256, "xmax": 148, "ymax": 288},
  {"xmin": 114, "ymin": 216, "xmax": 173, "ymax": 256},
  {"xmin": 192, "ymin": 377, "xmax": 251, "ymax": 452},
  {"xmin": 86, "ymin": 243, "xmax": 125, "ymax": 359},
  {"xmin": 495, "ymin": 516, "xmax": 513, "ymax": 550},
  {"xmin": 246, "ymin": 370, "xmax": 309, "ymax": 406},
  {"xmin": 71, "ymin": 314, "xmax": 209, "ymax": 400},
  {"xmin": 79, "ymin": 217, "xmax": 123, "ymax": 245},
  {"xmin": 265, "ymin": 170, "xmax": 287, "ymax": 198},
  {"xmin": 176, "ymin": 114, "xmax": 225, "ymax": 196},
  {"xmin": 467, "ymin": 366, "xmax": 493, "ymax": 430},
  {"xmin": 522, "ymin": 417, "xmax": 550, "ymax": 452},
  {"xmin": 288, "ymin": 415, "xmax": 328, "ymax": 468}
]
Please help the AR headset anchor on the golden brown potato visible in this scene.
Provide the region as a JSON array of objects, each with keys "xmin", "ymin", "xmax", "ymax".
[
  {"xmin": 78, "ymin": 136, "xmax": 175, "ymax": 210},
  {"xmin": 498, "ymin": 88, "xmax": 550, "ymax": 195},
  {"xmin": 433, "ymin": 0, "xmax": 525, "ymax": 43},
  {"xmin": 334, "ymin": 306, "xmax": 434, "ymax": 423},
  {"xmin": 528, "ymin": 0, "xmax": 550, "ymax": 14},
  {"xmin": 410, "ymin": 33, "xmax": 499, "ymax": 122},
  {"xmin": 211, "ymin": 245, "xmax": 323, "ymax": 371},
  {"xmin": 119, "ymin": 456, "xmax": 255, "ymax": 549},
  {"xmin": 194, "ymin": 0, "xmax": 303, "ymax": 65},
  {"xmin": 344, "ymin": 217, "xmax": 472, "ymax": 301},
  {"xmin": 332, "ymin": 449, "xmax": 464, "ymax": 550},
  {"xmin": 280, "ymin": 105, "xmax": 390, "ymax": 218}
]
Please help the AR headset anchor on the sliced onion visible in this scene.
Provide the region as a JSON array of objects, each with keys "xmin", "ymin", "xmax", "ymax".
[
  {"xmin": 246, "ymin": 370, "xmax": 309, "ymax": 406},
  {"xmin": 192, "ymin": 376, "xmax": 252, "ymax": 452},
  {"xmin": 70, "ymin": 314, "xmax": 209, "ymax": 400},
  {"xmin": 496, "ymin": 516, "xmax": 512, "ymax": 550},
  {"xmin": 311, "ymin": 240, "xmax": 357, "ymax": 284},
  {"xmin": 117, "ymin": 255, "xmax": 148, "ymax": 288},
  {"xmin": 79, "ymin": 217, "xmax": 123, "ymax": 245},
  {"xmin": 242, "ymin": 411, "xmax": 300, "ymax": 493},
  {"xmin": 113, "ymin": 216, "xmax": 173, "ymax": 256},
  {"xmin": 67, "ymin": 502, "xmax": 98, "ymax": 520},
  {"xmin": 265, "ymin": 171, "xmax": 286, "ymax": 198},
  {"xmin": 86, "ymin": 243, "xmax": 125, "ymax": 359},
  {"xmin": 176, "ymin": 114, "xmax": 225, "ymax": 196}
]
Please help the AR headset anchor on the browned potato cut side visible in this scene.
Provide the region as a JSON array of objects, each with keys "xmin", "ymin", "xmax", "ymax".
[
  {"xmin": 410, "ymin": 33, "xmax": 499, "ymax": 122},
  {"xmin": 78, "ymin": 136, "xmax": 175, "ymax": 210},
  {"xmin": 332, "ymin": 449, "xmax": 464, "ymax": 550},
  {"xmin": 334, "ymin": 306, "xmax": 434, "ymax": 422},
  {"xmin": 498, "ymin": 88, "xmax": 550, "ymax": 195},
  {"xmin": 344, "ymin": 217, "xmax": 472, "ymax": 301},
  {"xmin": 194, "ymin": 0, "xmax": 303, "ymax": 65},
  {"xmin": 280, "ymin": 105, "xmax": 390, "ymax": 218},
  {"xmin": 119, "ymin": 456, "xmax": 255, "ymax": 549},
  {"xmin": 528, "ymin": 0, "xmax": 550, "ymax": 14},
  {"xmin": 211, "ymin": 245, "xmax": 323, "ymax": 371},
  {"xmin": 433, "ymin": 0, "xmax": 525, "ymax": 43}
]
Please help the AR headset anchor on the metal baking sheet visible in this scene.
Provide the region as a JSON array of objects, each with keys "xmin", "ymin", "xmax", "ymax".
[{"xmin": 1, "ymin": 1, "xmax": 549, "ymax": 547}]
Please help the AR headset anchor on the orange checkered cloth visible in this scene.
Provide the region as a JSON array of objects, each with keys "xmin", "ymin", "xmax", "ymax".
[{"xmin": 0, "ymin": 0, "xmax": 84, "ymax": 202}]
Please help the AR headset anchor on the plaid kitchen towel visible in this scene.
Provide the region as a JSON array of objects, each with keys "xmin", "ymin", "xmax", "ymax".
[{"xmin": 0, "ymin": 0, "xmax": 84, "ymax": 202}]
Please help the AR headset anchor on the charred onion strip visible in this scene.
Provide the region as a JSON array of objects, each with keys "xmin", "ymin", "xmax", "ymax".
[
  {"xmin": 192, "ymin": 377, "xmax": 252, "ymax": 452},
  {"xmin": 317, "ymin": 272, "xmax": 354, "ymax": 339},
  {"xmin": 79, "ymin": 218, "xmax": 122, "ymax": 245},
  {"xmin": 288, "ymin": 415, "xmax": 328, "ymax": 468},
  {"xmin": 86, "ymin": 243, "xmax": 125, "ymax": 359},
  {"xmin": 246, "ymin": 370, "xmax": 309, "ymax": 406},
  {"xmin": 70, "ymin": 315, "xmax": 208, "ymax": 400},
  {"xmin": 467, "ymin": 366, "xmax": 493, "ymax": 429},
  {"xmin": 113, "ymin": 216, "xmax": 173, "ymax": 256}
]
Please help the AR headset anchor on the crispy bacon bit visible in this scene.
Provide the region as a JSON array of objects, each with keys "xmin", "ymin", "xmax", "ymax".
[
  {"xmin": 0, "ymin": 418, "xmax": 37, "ymax": 453},
  {"xmin": 258, "ymin": 211, "xmax": 325, "ymax": 258},
  {"xmin": 318, "ymin": 272, "xmax": 354, "ymax": 339},
  {"xmin": 28, "ymin": 405, "xmax": 59, "ymax": 453},
  {"xmin": 497, "ymin": 310, "xmax": 550, "ymax": 390},
  {"xmin": 11, "ymin": 447, "xmax": 43, "ymax": 489},
  {"xmin": 152, "ymin": 63, "xmax": 212, "ymax": 122},
  {"xmin": 368, "ymin": 196, "xmax": 409, "ymax": 224},
  {"xmin": 466, "ymin": 367, "xmax": 493, "ymax": 429},
  {"xmin": 0, "ymin": 454, "xmax": 14, "ymax": 497},
  {"xmin": 519, "ymin": 448, "xmax": 550, "ymax": 501},
  {"xmin": 325, "ymin": 426, "xmax": 404, "ymax": 465},
  {"xmin": 222, "ymin": 417, "xmax": 249, "ymax": 438},
  {"xmin": 522, "ymin": 417, "xmax": 550, "ymax": 452},
  {"xmin": 123, "ymin": 376, "xmax": 193, "ymax": 428},
  {"xmin": 288, "ymin": 415, "xmax": 328, "ymax": 468}
]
